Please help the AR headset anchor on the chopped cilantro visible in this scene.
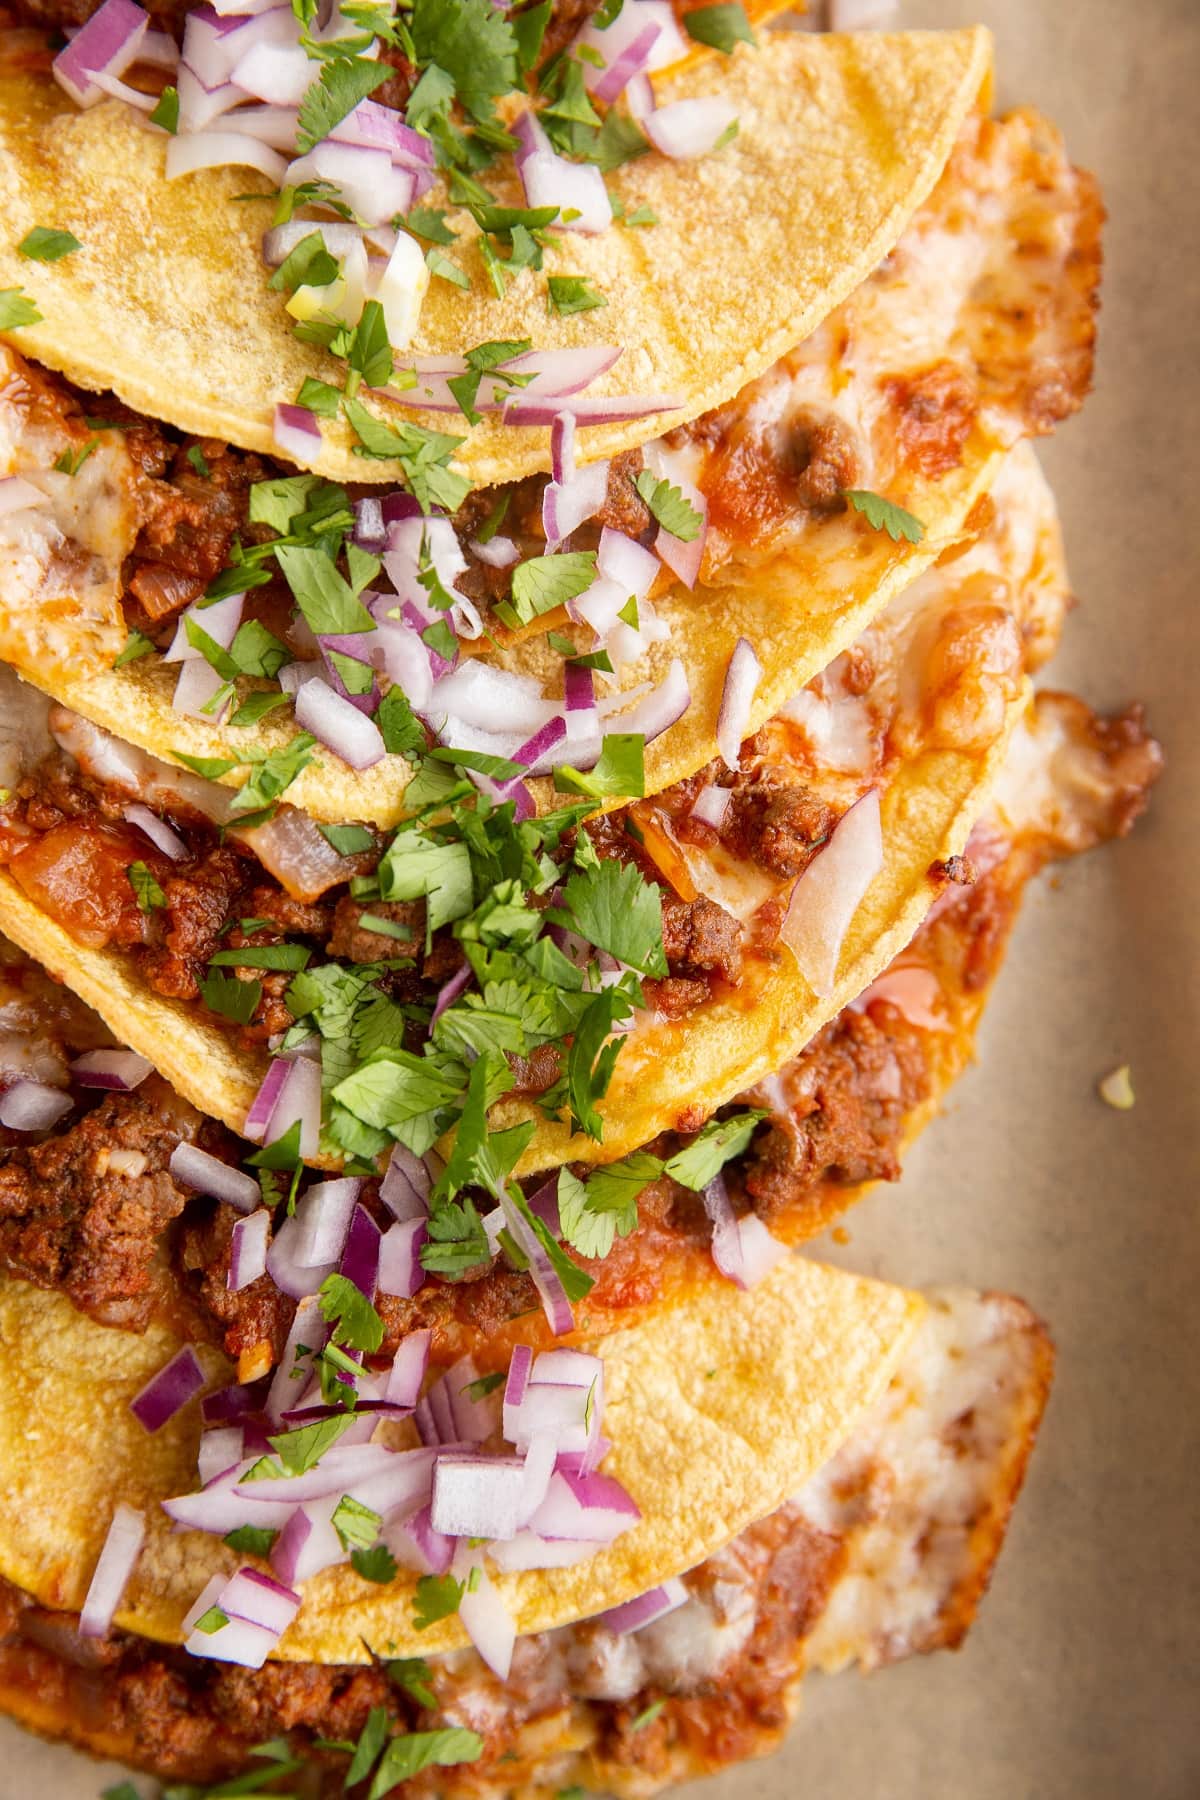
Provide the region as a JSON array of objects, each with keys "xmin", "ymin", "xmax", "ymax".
[
  {"xmin": 341, "ymin": 398, "xmax": 470, "ymax": 512},
  {"xmin": 228, "ymin": 690, "xmax": 292, "ymax": 728},
  {"xmin": 557, "ymin": 1149, "xmax": 662, "ymax": 1259},
  {"xmin": 408, "ymin": 0, "xmax": 519, "ymax": 122},
  {"xmin": 332, "ymin": 1493, "xmax": 383, "ymax": 1552},
  {"xmin": 267, "ymin": 229, "xmax": 340, "ymax": 295},
  {"xmin": 252, "ymin": 1411, "xmax": 360, "ymax": 1479},
  {"xmin": 631, "ymin": 1698, "xmax": 667, "ymax": 1732},
  {"xmin": 377, "ymin": 685, "xmax": 428, "ymax": 760},
  {"xmin": 683, "ymin": 2, "xmax": 756, "ymax": 52},
  {"xmin": 351, "ymin": 1543, "xmax": 399, "ymax": 1583},
  {"xmin": 504, "ymin": 551, "xmax": 597, "ymax": 627},
  {"xmin": 186, "ymin": 444, "xmax": 211, "ymax": 478},
  {"xmin": 102, "ymin": 1785, "xmax": 142, "ymax": 1800},
  {"xmin": 406, "ymin": 206, "xmax": 457, "ymax": 244},
  {"xmin": 513, "ymin": 0, "xmax": 551, "ymax": 69},
  {"xmin": 345, "ymin": 1705, "xmax": 391, "ymax": 1787},
  {"xmin": 462, "ymin": 1369, "xmax": 506, "ymax": 1400},
  {"xmin": 634, "ymin": 470, "xmax": 702, "ymax": 541},
  {"xmin": 149, "ymin": 83, "xmax": 179, "ymax": 132},
  {"xmin": 662, "ymin": 1109, "xmax": 768, "ymax": 1189},
  {"xmin": 275, "ymin": 542, "xmax": 374, "ymax": 637},
  {"xmin": 388, "ymin": 1655, "xmax": 438, "ymax": 1708},
  {"xmin": 194, "ymin": 1605, "xmax": 229, "ymax": 1635},
  {"xmin": 222, "ymin": 1524, "xmax": 278, "ymax": 1558},
  {"xmin": 296, "ymin": 54, "xmax": 389, "ymax": 154},
  {"xmin": 367, "ymin": 1729, "xmax": 484, "ymax": 1798},
  {"xmin": 555, "ymin": 733, "xmax": 645, "ymax": 801},
  {"xmin": 199, "ymin": 969, "xmax": 263, "ymax": 1026},
  {"xmin": 18, "ymin": 226, "xmax": 80, "ymax": 262},
  {"xmin": 318, "ymin": 822, "xmax": 375, "ymax": 856},
  {"xmin": 209, "ymin": 943, "xmax": 312, "ymax": 973},
  {"xmin": 426, "ymin": 246, "xmax": 471, "ymax": 289},
  {"xmin": 53, "ymin": 439, "xmax": 97, "ymax": 476},
  {"xmin": 554, "ymin": 856, "xmax": 667, "ymax": 976},
  {"xmin": 318, "ymin": 1271, "xmax": 385, "ymax": 1352},
  {"xmin": 0, "ymin": 287, "xmax": 42, "ymax": 329},
  {"xmin": 296, "ymin": 375, "xmax": 342, "ymax": 419},
  {"xmin": 547, "ymin": 274, "xmax": 608, "ymax": 316},
  {"xmin": 412, "ymin": 1571, "xmax": 465, "ymax": 1631},
  {"xmin": 844, "ymin": 488, "xmax": 926, "ymax": 544},
  {"xmin": 114, "ymin": 628, "xmax": 155, "ymax": 667},
  {"xmin": 128, "ymin": 861, "xmax": 166, "ymax": 913}
]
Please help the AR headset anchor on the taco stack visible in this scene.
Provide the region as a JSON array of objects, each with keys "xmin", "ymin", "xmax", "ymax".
[{"xmin": 0, "ymin": 3, "xmax": 1160, "ymax": 1796}]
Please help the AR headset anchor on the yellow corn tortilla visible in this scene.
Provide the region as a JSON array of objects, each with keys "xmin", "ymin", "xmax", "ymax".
[
  {"xmin": 0, "ymin": 1256, "xmax": 923, "ymax": 1663},
  {"xmin": 0, "ymin": 28, "xmax": 991, "ymax": 489},
  {"xmin": 0, "ymin": 683, "xmax": 1028, "ymax": 1171}
]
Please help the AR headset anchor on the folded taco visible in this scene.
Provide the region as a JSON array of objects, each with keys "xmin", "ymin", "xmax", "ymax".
[
  {"xmin": 0, "ymin": 1257, "xmax": 1051, "ymax": 1797},
  {"xmin": 0, "ymin": 21, "xmax": 1098, "ymax": 827},
  {"xmin": 0, "ymin": 440, "xmax": 1067, "ymax": 1202}
]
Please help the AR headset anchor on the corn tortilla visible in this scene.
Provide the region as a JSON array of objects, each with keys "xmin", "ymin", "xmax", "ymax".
[
  {"xmin": 0, "ymin": 1256, "xmax": 923, "ymax": 1663},
  {"xmin": 0, "ymin": 28, "xmax": 991, "ymax": 488}
]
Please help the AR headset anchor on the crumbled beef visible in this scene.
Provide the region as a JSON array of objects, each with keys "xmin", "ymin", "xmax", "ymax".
[
  {"xmin": 176, "ymin": 1202, "xmax": 294, "ymax": 1365},
  {"xmin": 724, "ymin": 775, "xmax": 836, "ymax": 878},
  {"xmin": 660, "ymin": 892, "xmax": 743, "ymax": 982},
  {"xmin": 643, "ymin": 975, "xmax": 711, "ymax": 1020},
  {"xmin": 881, "ymin": 359, "xmax": 978, "ymax": 480},
  {"xmin": 590, "ymin": 447, "xmax": 651, "ymax": 539},
  {"xmin": 507, "ymin": 1042, "xmax": 563, "ymax": 1096},
  {"xmin": 738, "ymin": 1007, "xmax": 929, "ymax": 1222},
  {"xmin": 788, "ymin": 411, "xmax": 863, "ymax": 511},
  {"xmin": 0, "ymin": 1079, "xmax": 221, "ymax": 1330},
  {"xmin": 328, "ymin": 897, "xmax": 423, "ymax": 965},
  {"xmin": 130, "ymin": 439, "xmax": 267, "ymax": 619},
  {"xmin": 134, "ymin": 847, "xmax": 254, "ymax": 1000}
]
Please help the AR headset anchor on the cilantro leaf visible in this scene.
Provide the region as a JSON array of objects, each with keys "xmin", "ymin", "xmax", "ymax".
[
  {"xmin": 388, "ymin": 1655, "xmax": 438, "ymax": 1708},
  {"xmin": 563, "ymin": 983, "xmax": 636, "ymax": 1140},
  {"xmin": 411, "ymin": 1571, "xmax": 465, "ymax": 1631},
  {"xmin": 297, "ymin": 374, "xmax": 342, "ymax": 418},
  {"xmin": 194, "ymin": 1605, "xmax": 229, "ymax": 1635},
  {"xmin": 128, "ymin": 861, "xmax": 166, "ymax": 913},
  {"xmin": 318, "ymin": 1272, "xmax": 385, "ymax": 1352},
  {"xmin": 844, "ymin": 488, "xmax": 926, "ymax": 544},
  {"xmin": 332, "ymin": 1493, "xmax": 383, "ymax": 1552},
  {"xmin": 377, "ymin": 833, "xmax": 474, "ymax": 936},
  {"xmin": 368, "ymin": 1730, "xmax": 484, "ymax": 1799},
  {"xmin": 275, "ymin": 543, "xmax": 374, "ymax": 636},
  {"xmin": 319, "ymin": 822, "xmax": 375, "ymax": 856},
  {"xmin": 341, "ymin": 398, "xmax": 470, "ymax": 512},
  {"xmin": 634, "ymin": 470, "xmax": 702, "ymax": 542},
  {"xmin": 346, "ymin": 1705, "xmax": 391, "ymax": 1787},
  {"xmin": 0, "ymin": 288, "xmax": 43, "ymax": 329},
  {"xmin": 352, "ymin": 1543, "xmax": 400, "ymax": 1584},
  {"xmin": 547, "ymin": 274, "xmax": 607, "ymax": 316},
  {"xmin": 296, "ymin": 55, "xmax": 389, "ymax": 154},
  {"xmin": 555, "ymin": 857, "xmax": 667, "ymax": 976},
  {"xmin": 554, "ymin": 733, "xmax": 645, "ymax": 800},
  {"xmin": 407, "ymin": 206, "xmax": 457, "ymax": 245},
  {"xmin": 420, "ymin": 1193, "xmax": 491, "ymax": 1277},
  {"xmin": 199, "ymin": 969, "xmax": 263, "ymax": 1025},
  {"xmin": 18, "ymin": 227, "xmax": 81, "ymax": 262},
  {"xmin": 426, "ymin": 246, "xmax": 471, "ymax": 289},
  {"xmin": 209, "ymin": 943, "xmax": 312, "ymax": 973},
  {"xmin": 683, "ymin": 2, "xmax": 756, "ymax": 53},
  {"xmin": 408, "ymin": 0, "xmax": 519, "ymax": 122},
  {"xmin": 631, "ymin": 1698, "xmax": 667, "ymax": 1732},
  {"xmin": 149, "ymin": 83, "xmax": 179, "ymax": 132},
  {"xmin": 114, "ymin": 628, "xmax": 155, "ymax": 667},
  {"xmin": 557, "ymin": 1149, "xmax": 663, "ymax": 1259},
  {"xmin": 223, "ymin": 1524, "xmax": 278, "ymax": 1558},
  {"xmin": 505, "ymin": 1182, "xmax": 595, "ymax": 1300},
  {"xmin": 505, "ymin": 551, "xmax": 597, "ymax": 627},
  {"xmin": 259, "ymin": 1411, "xmax": 359, "ymax": 1477},
  {"xmin": 513, "ymin": 0, "xmax": 551, "ymax": 70},
  {"xmin": 267, "ymin": 229, "xmax": 340, "ymax": 295},
  {"xmin": 662, "ymin": 1109, "xmax": 768, "ymax": 1189}
]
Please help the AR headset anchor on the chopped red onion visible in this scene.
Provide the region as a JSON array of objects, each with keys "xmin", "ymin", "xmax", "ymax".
[
  {"xmin": 690, "ymin": 783, "xmax": 732, "ymax": 829},
  {"xmin": 502, "ymin": 391, "xmax": 684, "ymax": 427},
  {"xmin": 513, "ymin": 714, "xmax": 568, "ymax": 778},
  {"xmin": 504, "ymin": 1344, "xmax": 533, "ymax": 1420},
  {"xmin": 644, "ymin": 96, "xmax": 739, "ymax": 159},
  {"xmin": 197, "ymin": 1425, "xmax": 244, "ymax": 1487},
  {"xmin": 286, "ymin": 142, "xmax": 414, "ymax": 229},
  {"xmin": 431, "ymin": 961, "xmax": 473, "ymax": 1023},
  {"xmin": 79, "ymin": 1503, "xmax": 145, "ymax": 1638},
  {"xmin": 52, "ymin": 0, "xmax": 149, "ymax": 108},
  {"xmin": 263, "ymin": 1051, "xmax": 322, "ymax": 1160},
  {"xmin": 0, "ymin": 1079, "xmax": 74, "ymax": 1131},
  {"xmin": 139, "ymin": 27, "xmax": 180, "ymax": 67},
  {"xmin": 528, "ymin": 1469, "xmax": 640, "ymax": 1543},
  {"xmin": 599, "ymin": 656, "xmax": 690, "ymax": 746},
  {"xmin": 230, "ymin": 1441, "xmax": 398, "ymax": 1505},
  {"xmin": 271, "ymin": 1496, "xmax": 344, "ymax": 1585},
  {"xmin": 182, "ymin": 5, "xmax": 295, "ymax": 88},
  {"xmin": 70, "ymin": 1047, "xmax": 153, "ymax": 1091},
  {"xmin": 514, "ymin": 110, "xmax": 611, "ymax": 234},
  {"xmin": 468, "ymin": 533, "xmax": 520, "ymax": 569},
  {"xmin": 597, "ymin": 526, "xmax": 659, "ymax": 600},
  {"xmin": 384, "ymin": 1502, "xmax": 454, "ymax": 1576},
  {"xmin": 543, "ymin": 457, "xmax": 611, "ymax": 547},
  {"xmin": 177, "ymin": 64, "xmax": 244, "ymax": 133},
  {"xmin": 595, "ymin": 1576, "xmax": 689, "ymax": 1634},
  {"xmin": 333, "ymin": 98, "xmax": 433, "ymax": 169},
  {"xmin": 588, "ymin": 17, "xmax": 663, "ymax": 103},
  {"xmin": 221, "ymin": 1567, "xmax": 301, "ymax": 1636},
  {"xmin": 202, "ymin": 1382, "xmax": 263, "ymax": 1426},
  {"xmin": 163, "ymin": 1470, "xmax": 295, "ymax": 1535},
  {"xmin": 266, "ymin": 1295, "xmax": 327, "ymax": 1425},
  {"xmin": 165, "ymin": 591, "xmax": 244, "ymax": 663},
  {"xmin": 498, "ymin": 1190, "xmax": 575, "ymax": 1337},
  {"xmin": 487, "ymin": 1530, "xmax": 597, "ymax": 1572},
  {"xmin": 432, "ymin": 1454, "xmax": 527, "ymax": 1541},
  {"xmin": 577, "ymin": 0, "xmax": 686, "ymax": 85},
  {"xmin": 385, "ymin": 1328, "xmax": 431, "ymax": 1409},
  {"xmin": 131, "ymin": 1345, "xmax": 206, "ymax": 1433},
  {"xmin": 166, "ymin": 130, "xmax": 289, "ymax": 184},
  {"xmin": 780, "ymin": 787, "xmax": 883, "ymax": 996},
  {"xmin": 716, "ymin": 636, "xmax": 762, "ymax": 772},
  {"xmin": 457, "ymin": 1555, "xmax": 516, "ymax": 1679},
  {"xmin": 294, "ymin": 674, "xmax": 386, "ymax": 770},
  {"xmin": 123, "ymin": 802, "xmax": 188, "ymax": 861},
  {"xmin": 172, "ymin": 657, "xmax": 230, "ymax": 723},
  {"xmin": 168, "ymin": 1141, "xmax": 260, "ymax": 1212},
  {"xmin": 340, "ymin": 1202, "xmax": 381, "ymax": 1298},
  {"xmin": 372, "ymin": 615, "xmax": 436, "ymax": 714},
  {"xmin": 379, "ymin": 1146, "xmax": 431, "ymax": 1221},
  {"xmin": 654, "ymin": 486, "xmax": 708, "ymax": 589},
  {"xmin": 429, "ymin": 661, "xmax": 557, "ymax": 736},
  {"xmin": 519, "ymin": 1431, "xmax": 558, "ymax": 1522},
  {"xmin": 228, "ymin": 1209, "xmax": 270, "ymax": 1292},
  {"xmin": 353, "ymin": 493, "xmax": 387, "ymax": 551},
  {"xmin": 272, "ymin": 402, "xmax": 322, "ymax": 463},
  {"xmin": 232, "ymin": 38, "xmax": 311, "ymax": 104},
  {"xmin": 243, "ymin": 1057, "xmax": 290, "ymax": 1143},
  {"xmin": 700, "ymin": 1169, "xmax": 744, "ymax": 1283},
  {"xmin": 235, "ymin": 804, "xmax": 361, "ymax": 905},
  {"xmin": 85, "ymin": 67, "xmax": 157, "ymax": 107},
  {"xmin": 735, "ymin": 1213, "xmax": 789, "ymax": 1285},
  {"xmin": 551, "ymin": 410, "xmax": 576, "ymax": 484},
  {"xmin": 296, "ymin": 1177, "xmax": 362, "ymax": 1268},
  {"xmin": 184, "ymin": 1610, "xmax": 282, "ymax": 1669}
]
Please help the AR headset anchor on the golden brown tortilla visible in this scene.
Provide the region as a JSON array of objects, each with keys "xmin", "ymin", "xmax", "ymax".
[
  {"xmin": 0, "ymin": 28, "xmax": 991, "ymax": 487},
  {"xmin": 0, "ymin": 1256, "xmax": 923, "ymax": 1662}
]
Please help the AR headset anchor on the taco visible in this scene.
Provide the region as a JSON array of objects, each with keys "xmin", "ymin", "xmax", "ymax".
[
  {"xmin": 0, "ymin": 1260, "xmax": 1050, "ymax": 1796},
  {"xmin": 0, "ymin": 26, "xmax": 1099, "ymax": 826},
  {"xmin": 0, "ymin": 679, "xmax": 1160, "ymax": 1374},
  {"xmin": 0, "ymin": 441, "xmax": 1066, "ymax": 1195}
]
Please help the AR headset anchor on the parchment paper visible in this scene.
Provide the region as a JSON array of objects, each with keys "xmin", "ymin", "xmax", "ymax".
[{"xmin": 2, "ymin": 1, "xmax": 1197, "ymax": 1794}]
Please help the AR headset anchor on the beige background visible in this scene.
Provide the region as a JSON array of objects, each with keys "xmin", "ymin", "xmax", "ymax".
[{"xmin": 3, "ymin": 1, "xmax": 1198, "ymax": 1794}]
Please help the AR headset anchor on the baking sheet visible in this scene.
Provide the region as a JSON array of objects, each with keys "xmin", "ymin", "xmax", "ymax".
[{"xmin": 2, "ymin": 0, "xmax": 1198, "ymax": 1794}]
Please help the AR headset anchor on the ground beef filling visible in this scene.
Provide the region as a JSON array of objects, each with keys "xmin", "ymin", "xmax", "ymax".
[{"xmin": 0, "ymin": 1498, "xmax": 837, "ymax": 1795}]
